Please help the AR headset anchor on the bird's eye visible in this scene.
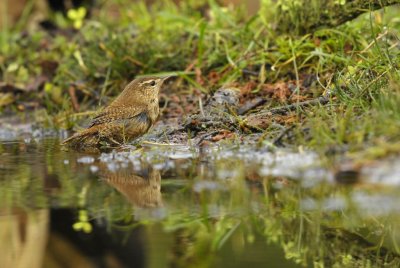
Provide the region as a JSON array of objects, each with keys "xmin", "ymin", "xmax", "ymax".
[{"xmin": 149, "ymin": 80, "xmax": 156, "ymax": 86}]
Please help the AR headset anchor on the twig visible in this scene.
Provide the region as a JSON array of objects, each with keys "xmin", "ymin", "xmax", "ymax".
[
  {"xmin": 252, "ymin": 94, "xmax": 331, "ymax": 117},
  {"xmin": 196, "ymin": 130, "xmax": 220, "ymax": 145},
  {"xmin": 273, "ymin": 125, "xmax": 295, "ymax": 146},
  {"xmin": 68, "ymin": 86, "xmax": 80, "ymax": 112},
  {"xmin": 141, "ymin": 141, "xmax": 187, "ymax": 147},
  {"xmin": 199, "ymin": 97, "xmax": 205, "ymax": 117},
  {"xmin": 242, "ymin": 69, "xmax": 259, "ymax": 77},
  {"xmin": 277, "ymin": 0, "xmax": 400, "ymax": 34},
  {"xmin": 238, "ymin": 97, "xmax": 266, "ymax": 115},
  {"xmin": 360, "ymin": 30, "xmax": 388, "ymax": 53}
]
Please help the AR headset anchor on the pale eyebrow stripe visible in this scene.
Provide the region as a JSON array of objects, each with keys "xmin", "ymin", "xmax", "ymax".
[{"xmin": 141, "ymin": 79, "xmax": 160, "ymax": 85}]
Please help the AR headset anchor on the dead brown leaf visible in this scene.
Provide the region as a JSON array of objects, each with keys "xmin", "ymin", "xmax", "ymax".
[
  {"xmin": 240, "ymin": 81, "xmax": 257, "ymax": 96},
  {"xmin": 207, "ymin": 71, "xmax": 221, "ymax": 85},
  {"xmin": 263, "ymin": 82, "xmax": 291, "ymax": 102},
  {"xmin": 211, "ymin": 130, "xmax": 234, "ymax": 142},
  {"xmin": 39, "ymin": 60, "xmax": 58, "ymax": 78},
  {"xmin": 290, "ymin": 94, "xmax": 309, "ymax": 102},
  {"xmin": 245, "ymin": 114, "xmax": 271, "ymax": 129}
]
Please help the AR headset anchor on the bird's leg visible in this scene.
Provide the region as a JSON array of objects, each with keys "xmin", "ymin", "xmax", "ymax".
[{"xmin": 109, "ymin": 136, "xmax": 122, "ymax": 146}]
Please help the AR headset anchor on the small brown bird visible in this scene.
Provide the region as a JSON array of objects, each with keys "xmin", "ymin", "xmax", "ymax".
[{"xmin": 62, "ymin": 76, "xmax": 170, "ymax": 149}]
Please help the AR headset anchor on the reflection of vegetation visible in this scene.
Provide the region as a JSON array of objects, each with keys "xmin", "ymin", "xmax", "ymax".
[
  {"xmin": 0, "ymin": 209, "xmax": 48, "ymax": 268},
  {"xmin": 2, "ymin": 140, "xmax": 400, "ymax": 266},
  {"xmin": 321, "ymin": 227, "xmax": 400, "ymax": 267}
]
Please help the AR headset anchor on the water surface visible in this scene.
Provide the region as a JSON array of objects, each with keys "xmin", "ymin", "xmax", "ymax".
[{"xmin": 1, "ymin": 137, "xmax": 400, "ymax": 267}]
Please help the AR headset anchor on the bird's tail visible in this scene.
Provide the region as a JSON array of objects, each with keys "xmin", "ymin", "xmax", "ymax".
[{"xmin": 61, "ymin": 127, "xmax": 99, "ymax": 148}]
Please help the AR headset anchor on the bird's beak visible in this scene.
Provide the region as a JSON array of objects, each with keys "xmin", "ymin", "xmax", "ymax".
[{"xmin": 161, "ymin": 75, "xmax": 175, "ymax": 82}]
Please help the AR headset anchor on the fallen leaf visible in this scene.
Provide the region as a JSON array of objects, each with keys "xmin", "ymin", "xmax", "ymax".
[
  {"xmin": 211, "ymin": 130, "xmax": 234, "ymax": 141},
  {"xmin": 0, "ymin": 93, "xmax": 15, "ymax": 107},
  {"xmin": 263, "ymin": 82, "xmax": 290, "ymax": 102}
]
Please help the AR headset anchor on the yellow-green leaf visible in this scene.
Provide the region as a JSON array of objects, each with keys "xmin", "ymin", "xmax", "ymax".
[{"xmin": 6, "ymin": 62, "xmax": 19, "ymax": 72}]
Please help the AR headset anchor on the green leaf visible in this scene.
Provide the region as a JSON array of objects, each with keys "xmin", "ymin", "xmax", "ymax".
[
  {"xmin": 6, "ymin": 62, "xmax": 19, "ymax": 72},
  {"xmin": 72, "ymin": 222, "xmax": 84, "ymax": 231},
  {"xmin": 44, "ymin": 82, "xmax": 53, "ymax": 93},
  {"xmin": 67, "ymin": 9, "xmax": 78, "ymax": 20}
]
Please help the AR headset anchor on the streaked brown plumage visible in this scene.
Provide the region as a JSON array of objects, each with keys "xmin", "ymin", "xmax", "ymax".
[{"xmin": 62, "ymin": 76, "xmax": 169, "ymax": 149}]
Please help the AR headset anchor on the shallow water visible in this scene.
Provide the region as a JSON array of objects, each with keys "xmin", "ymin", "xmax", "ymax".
[{"xmin": 1, "ymin": 137, "xmax": 400, "ymax": 267}]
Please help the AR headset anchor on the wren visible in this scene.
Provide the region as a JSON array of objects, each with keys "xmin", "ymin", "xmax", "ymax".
[{"xmin": 62, "ymin": 76, "xmax": 169, "ymax": 149}]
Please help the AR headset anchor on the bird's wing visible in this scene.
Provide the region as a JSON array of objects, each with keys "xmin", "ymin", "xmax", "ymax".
[{"xmin": 88, "ymin": 105, "xmax": 147, "ymax": 127}]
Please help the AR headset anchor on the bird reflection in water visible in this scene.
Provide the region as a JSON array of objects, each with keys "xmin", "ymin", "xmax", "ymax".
[{"xmin": 100, "ymin": 164, "xmax": 163, "ymax": 209}]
